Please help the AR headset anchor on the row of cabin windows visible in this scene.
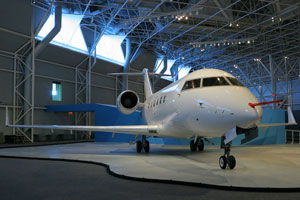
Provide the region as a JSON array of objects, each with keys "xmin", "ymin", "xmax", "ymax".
[
  {"xmin": 148, "ymin": 95, "xmax": 167, "ymax": 109},
  {"xmin": 182, "ymin": 77, "xmax": 244, "ymax": 91}
]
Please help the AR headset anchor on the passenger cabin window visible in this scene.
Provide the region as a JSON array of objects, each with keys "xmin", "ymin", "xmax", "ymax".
[
  {"xmin": 226, "ymin": 77, "xmax": 245, "ymax": 87},
  {"xmin": 202, "ymin": 77, "xmax": 229, "ymax": 87},
  {"xmin": 182, "ymin": 79, "xmax": 201, "ymax": 91}
]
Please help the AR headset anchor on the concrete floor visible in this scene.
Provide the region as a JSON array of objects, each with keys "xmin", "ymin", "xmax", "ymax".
[
  {"xmin": 3, "ymin": 157, "xmax": 300, "ymax": 200},
  {"xmin": 0, "ymin": 143, "xmax": 299, "ymax": 189}
]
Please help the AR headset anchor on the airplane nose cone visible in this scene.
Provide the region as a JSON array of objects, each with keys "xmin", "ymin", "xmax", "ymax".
[{"xmin": 236, "ymin": 102, "xmax": 262, "ymax": 129}]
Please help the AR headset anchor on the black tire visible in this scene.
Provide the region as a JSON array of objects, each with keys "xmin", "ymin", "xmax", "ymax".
[
  {"xmin": 228, "ymin": 155, "xmax": 236, "ymax": 169},
  {"xmin": 219, "ymin": 156, "xmax": 227, "ymax": 169},
  {"xmin": 136, "ymin": 141, "xmax": 142, "ymax": 153},
  {"xmin": 144, "ymin": 140, "xmax": 150, "ymax": 153},
  {"xmin": 197, "ymin": 139, "xmax": 204, "ymax": 151},
  {"xmin": 190, "ymin": 140, "xmax": 197, "ymax": 152}
]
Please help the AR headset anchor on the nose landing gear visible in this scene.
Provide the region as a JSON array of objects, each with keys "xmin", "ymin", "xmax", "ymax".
[
  {"xmin": 219, "ymin": 145, "xmax": 236, "ymax": 169},
  {"xmin": 219, "ymin": 136, "xmax": 236, "ymax": 170}
]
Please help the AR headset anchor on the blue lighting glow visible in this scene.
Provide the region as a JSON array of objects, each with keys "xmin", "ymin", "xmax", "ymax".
[
  {"xmin": 154, "ymin": 57, "xmax": 176, "ymax": 81},
  {"xmin": 177, "ymin": 65, "xmax": 192, "ymax": 80},
  {"xmin": 95, "ymin": 35, "xmax": 125, "ymax": 66},
  {"xmin": 37, "ymin": 13, "xmax": 88, "ymax": 54}
]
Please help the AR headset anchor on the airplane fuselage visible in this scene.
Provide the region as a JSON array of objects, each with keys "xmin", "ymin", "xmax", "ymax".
[{"xmin": 142, "ymin": 69, "xmax": 262, "ymax": 139}]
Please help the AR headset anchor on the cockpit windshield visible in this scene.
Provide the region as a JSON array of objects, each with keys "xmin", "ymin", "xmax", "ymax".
[
  {"xmin": 202, "ymin": 77, "xmax": 229, "ymax": 87},
  {"xmin": 226, "ymin": 77, "xmax": 245, "ymax": 87},
  {"xmin": 182, "ymin": 76, "xmax": 244, "ymax": 91},
  {"xmin": 182, "ymin": 79, "xmax": 201, "ymax": 90}
]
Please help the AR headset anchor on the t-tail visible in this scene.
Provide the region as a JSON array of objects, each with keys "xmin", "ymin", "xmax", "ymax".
[
  {"xmin": 108, "ymin": 68, "xmax": 157, "ymax": 100},
  {"xmin": 142, "ymin": 68, "xmax": 153, "ymax": 99}
]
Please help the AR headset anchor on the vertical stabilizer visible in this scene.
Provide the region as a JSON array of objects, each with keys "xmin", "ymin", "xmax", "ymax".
[{"xmin": 142, "ymin": 68, "xmax": 153, "ymax": 99}]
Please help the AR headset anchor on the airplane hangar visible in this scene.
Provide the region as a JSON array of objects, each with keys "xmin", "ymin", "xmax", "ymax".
[{"xmin": 0, "ymin": 0, "xmax": 300, "ymax": 198}]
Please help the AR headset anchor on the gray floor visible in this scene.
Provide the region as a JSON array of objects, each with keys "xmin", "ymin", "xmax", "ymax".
[
  {"xmin": 1, "ymin": 157, "xmax": 300, "ymax": 200},
  {"xmin": 0, "ymin": 143, "xmax": 300, "ymax": 189}
]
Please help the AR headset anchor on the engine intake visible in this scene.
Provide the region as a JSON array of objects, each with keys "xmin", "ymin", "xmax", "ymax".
[{"xmin": 117, "ymin": 90, "xmax": 140, "ymax": 114}]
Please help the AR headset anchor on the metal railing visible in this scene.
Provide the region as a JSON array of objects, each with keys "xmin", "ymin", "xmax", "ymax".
[{"xmin": 286, "ymin": 129, "xmax": 300, "ymax": 144}]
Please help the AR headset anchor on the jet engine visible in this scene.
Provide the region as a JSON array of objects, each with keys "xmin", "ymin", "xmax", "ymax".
[{"xmin": 117, "ymin": 90, "xmax": 140, "ymax": 114}]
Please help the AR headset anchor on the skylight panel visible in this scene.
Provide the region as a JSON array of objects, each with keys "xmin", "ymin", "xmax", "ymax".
[
  {"xmin": 36, "ymin": 13, "xmax": 88, "ymax": 54},
  {"xmin": 177, "ymin": 65, "xmax": 191, "ymax": 80},
  {"xmin": 95, "ymin": 35, "xmax": 126, "ymax": 66},
  {"xmin": 154, "ymin": 57, "xmax": 176, "ymax": 81}
]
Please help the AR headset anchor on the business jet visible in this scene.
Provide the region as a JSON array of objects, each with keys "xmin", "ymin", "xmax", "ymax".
[{"xmin": 5, "ymin": 68, "xmax": 297, "ymax": 170}]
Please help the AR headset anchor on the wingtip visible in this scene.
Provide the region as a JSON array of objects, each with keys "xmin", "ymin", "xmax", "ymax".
[{"xmin": 287, "ymin": 106, "xmax": 296, "ymax": 124}]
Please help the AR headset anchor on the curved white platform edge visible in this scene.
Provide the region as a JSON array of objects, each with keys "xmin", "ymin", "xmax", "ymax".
[{"xmin": 0, "ymin": 143, "xmax": 300, "ymax": 190}]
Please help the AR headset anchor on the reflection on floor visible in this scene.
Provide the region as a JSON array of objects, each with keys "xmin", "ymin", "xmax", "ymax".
[{"xmin": 0, "ymin": 143, "xmax": 299, "ymax": 189}]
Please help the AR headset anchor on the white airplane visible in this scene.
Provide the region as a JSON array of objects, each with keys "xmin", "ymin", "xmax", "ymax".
[{"xmin": 5, "ymin": 68, "xmax": 297, "ymax": 170}]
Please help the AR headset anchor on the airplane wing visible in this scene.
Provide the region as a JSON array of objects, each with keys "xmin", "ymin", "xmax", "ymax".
[
  {"xmin": 257, "ymin": 106, "xmax": 297, "ymax": 128},
  {"xmin": 5, "ymin": 108, "xmax": 159, "ymax": 136}
]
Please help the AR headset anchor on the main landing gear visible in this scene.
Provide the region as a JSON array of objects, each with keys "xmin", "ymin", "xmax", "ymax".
[
  {"xmin": 219, "ymin": 137, "xmax": 236, "ymax": 170},
  {"xmin": 136, "ymin": 135, "xmax": 150, "ymax": 153},
  {"xmin": 190, "ymin": 137, "xmax": 204, "ymax": 152}
]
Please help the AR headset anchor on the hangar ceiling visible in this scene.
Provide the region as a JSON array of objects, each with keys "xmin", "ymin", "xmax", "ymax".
[{"xmin": 32, "ymin": 0, "xmax": 300, "ymax": 86}]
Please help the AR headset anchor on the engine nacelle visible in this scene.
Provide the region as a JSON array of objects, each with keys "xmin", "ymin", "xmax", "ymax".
[{"xmin": 117, "ymin": 90, "xmax": 140, "ymax": 114}]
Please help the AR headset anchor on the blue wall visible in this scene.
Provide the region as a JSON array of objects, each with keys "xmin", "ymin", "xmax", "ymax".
[{"xmin": 46, "ymin": 104, "xmax": 287, "ymax": 145}]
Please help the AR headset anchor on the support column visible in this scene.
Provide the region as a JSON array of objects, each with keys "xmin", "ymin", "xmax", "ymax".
[
  {"xmin": 154, "ymin": 55, "xmax": 167, "ymax": 86},
  {"xmin": 259, "ymin": 85, "xmax": 263, "ymax": 102},
  {"xmin": 122, "ymin": 38, "xmax": 131, "ymax": 91},
  {"xmin": 285, "ymin": 57, "xmax": 289, "ymax": 105},
  {"xmin": 14, "ymin": 5, "xmax": 61, "ymax": 142},
  {"xmin": 269, "ymin": 55, "xmax": 276, "ymax": 108}
]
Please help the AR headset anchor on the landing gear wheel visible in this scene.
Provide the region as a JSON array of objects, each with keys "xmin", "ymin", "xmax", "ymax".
[
  {"xmin": 190, "ymin": 140, "xmax": 197, "ymax": 152},
  {"xmin": 219, "ymin": 138, "xmax": 236, "ymax": 170},
  {"xmin": 136, "ymin": 141, "xmax": 142, "ymax": 153},
  {"xmin": 144, "ymin": 140, "xmax": 150, "ymax": 153},
  {"xmin": 219, "ymin": 156, "xmax": 227, "ymax": 169},
  {"xmin": 197, "ymin": 139, "xmax": 204, "ymax": 151},
  {"xmin": 228, "ymin": 155, "xmax": 236, "ymax": 169}
]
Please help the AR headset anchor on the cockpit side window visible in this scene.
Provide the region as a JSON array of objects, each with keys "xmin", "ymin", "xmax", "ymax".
[
  {"xmin": 226, "ymin": 77, "xmax": 245, "ymax": 87},
  {"xmin": 182, "ymin": 79, "xmax": 201, "ymax": 91},
  {"xmin": 202, "ymin": 77, "xmax": 229, "ymax": 87}
]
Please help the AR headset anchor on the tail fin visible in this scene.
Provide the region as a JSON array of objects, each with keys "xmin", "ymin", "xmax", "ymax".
[
  {"xmin": 108, "ymin": 68, "xmax": 153, "ymax": 100},
  {"xmin": 142, "ymin": 69, "xmax": 152, "ymax": 99},
  {"xmin": 108, "ymin": 68, "xmax": 173, "ymax": 99}
]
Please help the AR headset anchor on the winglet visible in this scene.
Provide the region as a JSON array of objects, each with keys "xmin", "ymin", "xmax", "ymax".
[
  {"xmin": 287, "ymin": 106, "xmax": 297, "ymax": 124},
  {"xmin": 5, "ymin": 106, "xmax": 9, "ymax": 127}
]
